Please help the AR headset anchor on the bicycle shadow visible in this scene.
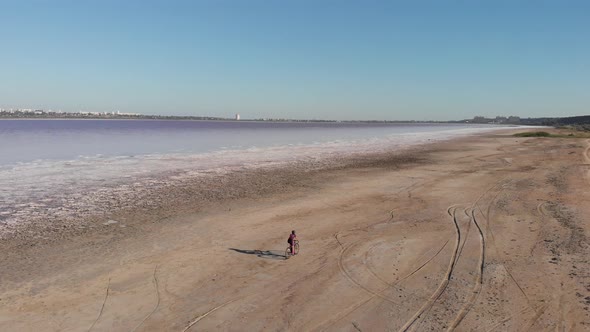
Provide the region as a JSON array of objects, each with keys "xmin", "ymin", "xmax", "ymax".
[{"xmin": 228, "ymin": 248, "xmax": 287, "ymax": 260}]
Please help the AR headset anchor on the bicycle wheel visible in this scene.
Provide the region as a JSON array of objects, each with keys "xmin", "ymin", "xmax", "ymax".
[
  {"xmin": 294, "ymin": 242, "xmax": 300, "ymax": 255},
  {"xmin": 285, "ymin": 247, "xmax": 292, "ymax": 259}
]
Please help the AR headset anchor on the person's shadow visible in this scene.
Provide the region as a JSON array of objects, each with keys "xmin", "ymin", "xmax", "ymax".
[{"xmin": 229, "ymin": 248, "xmax": 287, "ymax": 260}]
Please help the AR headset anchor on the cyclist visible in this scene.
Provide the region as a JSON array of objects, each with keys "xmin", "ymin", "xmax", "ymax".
[{"xmin": 287, "ymin": 230, "xmax": 297, "ymax": 255}]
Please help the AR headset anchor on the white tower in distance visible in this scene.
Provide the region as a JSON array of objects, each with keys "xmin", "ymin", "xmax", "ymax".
[{"xmin": 235, "ymin": 113, "xmax": 240, "ymax": 120}]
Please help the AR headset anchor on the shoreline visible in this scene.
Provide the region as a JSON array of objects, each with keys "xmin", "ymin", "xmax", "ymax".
[
  {"xmin": 0, "ymin": 127, "xmax": 514, "ymax": 242},
  {"xmin": 1, "ymin": 140, "xmax": 432, "ymax": 244}
]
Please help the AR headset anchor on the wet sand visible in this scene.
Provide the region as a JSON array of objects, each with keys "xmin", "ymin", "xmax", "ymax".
[{"xmin": 1, "ymin": 129, "xmax": 590, "ymax": 331}]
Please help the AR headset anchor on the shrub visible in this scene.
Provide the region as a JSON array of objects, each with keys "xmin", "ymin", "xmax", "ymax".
[{"xmin": 514, "ymin": 131, "xmax": 551, "ymax": 137}]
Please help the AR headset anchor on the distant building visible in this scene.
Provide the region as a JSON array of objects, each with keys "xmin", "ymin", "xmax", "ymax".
[
  {"xmin": 473, "ymin": 116, "xmax": 487, "ymax": 123},
  {"xmin": 235, "ymin": 113, "xmax": 240, "ymax": 120},
  {"xmin": 507, "ymin": 116, "xmax": 521, "ymax": 124}
]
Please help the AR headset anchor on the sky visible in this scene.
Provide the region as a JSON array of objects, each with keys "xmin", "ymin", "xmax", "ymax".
[{"xmin": 0, "ymin": 1, "xmax": 589, "ymax": 121}]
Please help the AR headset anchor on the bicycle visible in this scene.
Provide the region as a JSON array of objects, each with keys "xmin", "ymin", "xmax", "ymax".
[{"xmin": 285, "ymin": 240, "xmax": 299, "ymax": 259}]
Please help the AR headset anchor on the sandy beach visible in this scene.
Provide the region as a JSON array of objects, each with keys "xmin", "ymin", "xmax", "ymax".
[{"xmin": 1, "ymin": 128, "xmax": 589, "ymax": 331}]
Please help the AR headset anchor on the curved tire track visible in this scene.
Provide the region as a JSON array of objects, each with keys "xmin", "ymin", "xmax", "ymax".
[
  {"xmin": 337, "ymin": 241, "xmax": 402, "ymax": 306},
  {"xmin": 322, "ymin": 237, "xmax": 450, "ymax": 331},
  {"xmin": 446, "ymin": 209, "xmax": 485, "ymax": 331},
  {"xmin": 182, "ymin": 298, "xmax": 242, "ymax": 332},
  {"xmin": 131, "ymin": 265, "xmax": 160, "ymax": 332},
  {"xmin": 398, "ymin": 206, "xmax": 461, "ymax": 332},
  {"xmin": 455, "ymin": 208, "xmax": 473, "ymax": 265},
  {"xmin": 87, "ymin": 278, "xmax": 111, "ymax": 332}
]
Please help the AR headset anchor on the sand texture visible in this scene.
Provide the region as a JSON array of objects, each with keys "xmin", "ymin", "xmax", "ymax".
[{"xmin": 1, "ymin": 129, "xmax": 590, "ymax": 331}]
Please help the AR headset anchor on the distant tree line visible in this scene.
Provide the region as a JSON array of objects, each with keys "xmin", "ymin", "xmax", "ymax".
[{"xmin": 520, "ymin": 115, "xmax": 590, "ymax": 131}]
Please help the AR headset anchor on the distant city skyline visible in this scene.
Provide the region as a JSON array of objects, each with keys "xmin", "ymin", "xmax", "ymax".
[
  {"xmin": 0, "ymin": 106, "xmax": 535, "ymax": 125},
  {"xmin": 1, "ymin": 1, "xmax": 589, "ymax": 121}
]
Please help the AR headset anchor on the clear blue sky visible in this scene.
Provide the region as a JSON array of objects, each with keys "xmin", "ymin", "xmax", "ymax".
[{"xmin": 1, "ymin": 1, "xmax": 588, "ymax": 120}]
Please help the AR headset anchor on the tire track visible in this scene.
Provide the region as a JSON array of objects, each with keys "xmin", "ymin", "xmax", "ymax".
[
  {"xmin": 363, "ymin": 238, "xmax": 451, "ymax": 297},
  {"xmin": 329, "ymin": 200, "xmax": 404, "ymax": 314},
  {"xmin": 321, "ymin": 238, "xmax": 450, "ymax": 331},
  {"xmin": 524, "ymin": 304, "xmax": 549, "ymax": 331},
  {"xmin": 442, "ymin": 180, "xmax": 509, "ymax": 331},
  {"xmin": 475, "ymin": 179, "xmax": 542, "ymax": 327},
  {"xmin": 556, "ymin": 283, "xmax": 567, "ymax": 332},
  {"xmin": 455, "ymin": 208, "xmax": 472, "ymax": 265},
  {"xmin": 337, "ymin": 240, "xmax": 403, "ymax": 306},
  {"xmin": 446, "ymin": 209, "xmax": 485, "ymax": 331},
  {"xmin": 394, "ymin": 239, "xmax": 450, "ymax": 284},
  {"xmin": 483, "ymin": 306, "xmax": 534, "ymax": 332},
  {"xmin": 536, "ymin": 201, "xmax": 548, "ymax": 217},
  {"xmin": 363, "ymin": 244, "xmax": 393, "ymax": 288},
  {"xmin": 334, "ymin": 232, "xmax": 344, "ymax": 249},
  {"xmin": 317, "ymin": 296, "xmax": 375, "ymax": 332},
  {"xmin": 412, "ymin": 181, "xmax": 506, "ymax": 331},
  {"xmin": 398, "ymin": 206, "xmax": 462, "ymax": 332},
  {"xmin": 182, "ymin": 297, "xmax": 243, "ymax": 332},
  {"xmin": 529, "ymin": 201, "xmax": 549, "ymax": 257},
  {"xmin": 131, "ymin": 264, "xmax": 160, "ymax": 332},
  {"xmin": 327, "ymin": 177, "xmax": 445, "ymax": 330},
  {"xmin": 87, "ymin": 278, "xmax": 111, "ymax": 332},
  {"xmin": 482, "ymin": 191, "xmax": 535, "ymax": 310},
  {"xmin": 419, "ymin": 142, "xmax": 561, "ymax": 331}
]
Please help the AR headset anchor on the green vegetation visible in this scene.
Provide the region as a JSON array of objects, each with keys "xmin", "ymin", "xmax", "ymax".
[
  {"xmin": 559, "ymin": 124, "xmax": 590, "ymax": 132},
  {"xmin": 514, "ymin": 131, "xmax": 551, "ymax": 137},
  {"xmin": 514, "ymin": 131, "xmax": 590, "ymax": 138}
]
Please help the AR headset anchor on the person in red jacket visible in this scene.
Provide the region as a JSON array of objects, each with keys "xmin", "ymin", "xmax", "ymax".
[{"xmin": 288, "ymin": 230, "xmax": 298, "ymax": 255}]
